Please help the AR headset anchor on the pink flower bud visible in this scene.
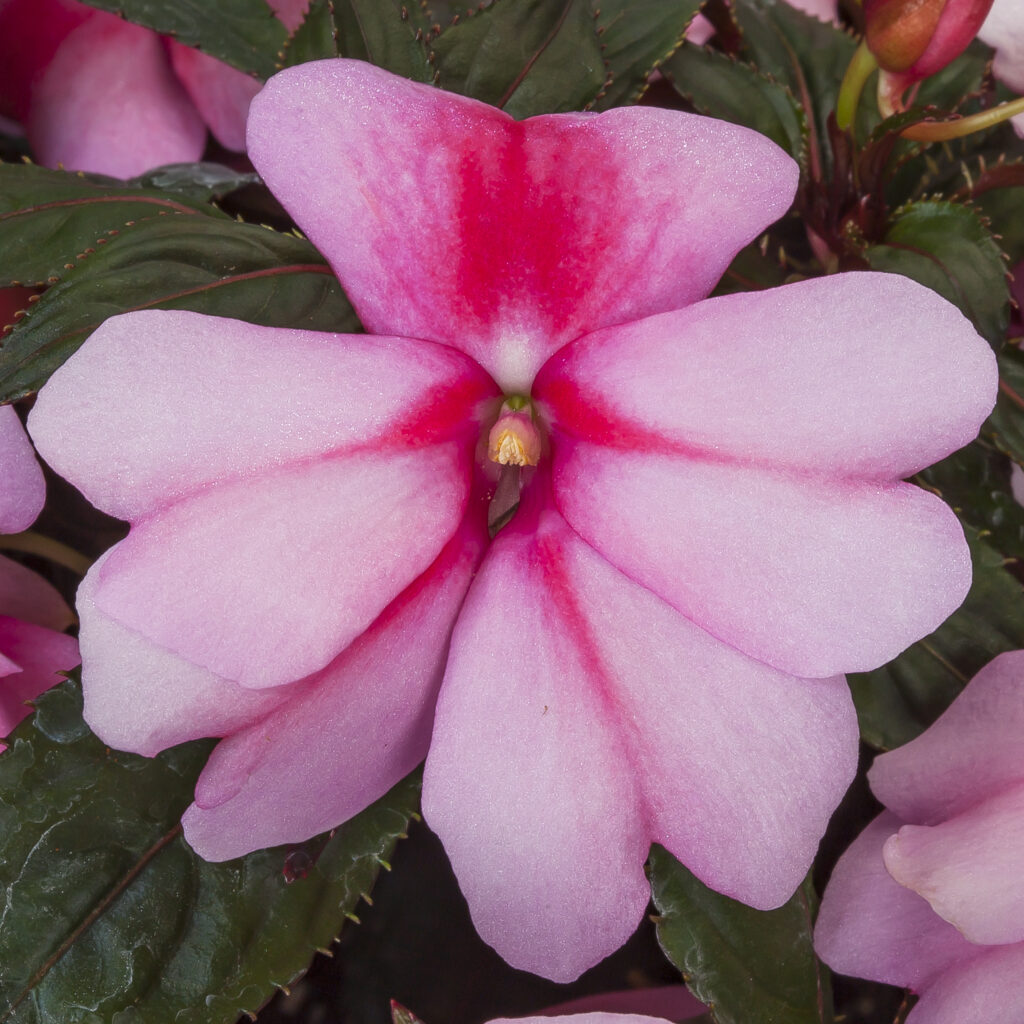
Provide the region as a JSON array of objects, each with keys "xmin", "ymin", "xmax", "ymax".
[{"xmin": 865, "ymin": 0, "xmax": 995, "ymax": 112}]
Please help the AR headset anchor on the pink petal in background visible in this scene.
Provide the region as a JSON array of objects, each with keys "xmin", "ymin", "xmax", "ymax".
[{"xmin": 0, "ymin": 405, "xmax": 45, "ymax": 535}]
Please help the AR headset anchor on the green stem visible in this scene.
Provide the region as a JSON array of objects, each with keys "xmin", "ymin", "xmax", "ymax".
[
  {"xmin": 901, "ymin": 95, "xmax": 1024, "ymax": 141},
  {"xmin": 0, "ymin": 531, "xmax": 92, "ymax": 575},
  {"xmin": 837, "ymin": 40, "xmax": 878, "ymax": 131}
]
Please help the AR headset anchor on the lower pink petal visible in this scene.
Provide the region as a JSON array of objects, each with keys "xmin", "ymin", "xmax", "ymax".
[
  {"xmin": 907, "ymin": 943, "xmax": 1024, "ymax": 1024},
  {"xmin": 182, "ymin": 517, "xmax": 485, "ymax": 861},
  {"xmin": 554, "ymin": 443, "xmax": 970, "ymax": 678},
  {"xmin": 422, "ymin": 514, "xmax": 649, "ymax": 983},
  {"xmin": 869, "ymin": 650, "xmax": 1024, "ymax": 825},
  {"xmin": 168, "ymin": 42, "xmax": 260, "ymax": 152},
  {"xmin": 77, "ymin": 552, "xmax": 296, "ymax": 757},
  {"xmin": 883, "ymin": 782, "xmax": 1024, "ymax": 946},
  {"xmin": 547, "ymin": 512, "xmax": 858, "ymax": 909},
  {"xmin": 28, "ymin": 13, "xmax": 205, "ymax": 176},
  {"xmin": 814, "ymin": 813, "xmax": 979, "ymax": 992},
  {"xmin": 94, "ymin": 447, "xmax": 470, "ymax": 689},
  {"xmin": 0, "ymin": 554, "xmax": 71, "ymax": 631},
  {"xmin": 0, "ymin": 405, "xmax": 44, "ymax": 535},
  {"xmin": 0, "ymin": 615, "xmax": 79, "ymax": 734}
]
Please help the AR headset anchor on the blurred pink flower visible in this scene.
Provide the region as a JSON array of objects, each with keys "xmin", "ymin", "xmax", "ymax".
[
  {"xmin": 30, "ymin": 60, "xmax": 995, "ymax": 981},
  {"xmin": 495, "ymin": 1012, "xmax": 695, "ymax": 1024},
  {"xmin": 537, "ymin": 987, "xmax": 707, "ymax": 1021},
  {"xmin": 0, "ymin": 554, "xmax": 79, "ymax": 745},
  {"xmin": 816, "ymin": 650, "xmax": 1024, "ymax": 1023},
  {"xmin": 0, "ymin": 0, "xmax": 308, "ymax": 176},
  {"xmin": 0, "ymin": 405, "xmax": 44, "ymax": 534},
  {"xmin": 978, "ymin": 0, "xmax": 1024, "ymax": 134},
  {"xmin": 687, "ymin": 0, "xmax": 838, "ymax": 45}
]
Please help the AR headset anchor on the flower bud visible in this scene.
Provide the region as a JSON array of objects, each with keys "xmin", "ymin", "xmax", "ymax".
[{"xmin": 865, "ymin": 0, "xmax": 994, "ymax": 78}]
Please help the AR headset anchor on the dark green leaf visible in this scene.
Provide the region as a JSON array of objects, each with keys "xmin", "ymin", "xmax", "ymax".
[
  {"xmin": 849, "ymin": 529, "xmax": 1024, "ymax": 750},
  {"xmin": 588, "ymin": 0, "xmax": 702, "ymax": 112},
  {"xmin": 648, "ymin": 846, "xmax": 831, "ymax": 1024},
  {"xmin": 713, "ymin": 235, "xmax": 789, "ymax": 295},
  {"xmin": 0, "ymin": 216, "xmax": 358, "ymax": 402},
  {"xmin": 430, "ymin": 0, "xmax": 606, "ymax": 117},
  {"xmin": 988, "ymin": 346, "xmax": 1024, "ymax": 466},
  {"xmin": 0, "ymin": 161, "xmax": 227, "ymax": 288},
  {"xmin": 973, "ymin": 174, "xmax": 1024, "ymax": 265},
  {"xmin": 335, "ymin": 0, "xmax": 433, "ymax": 81},
  {"xmin": 77, "ymin": 0, "xmax": 286, "ymax": 78},
  {"xmin": 0, "ymin": 679, "xmax": 420, "ymax": 1024},
  {"xmin": 863, "ymin": 200, "xmax": 1009, "ymax": 347},
  {"xmin": 729, "ymin": 0, "xmax": 856, "ymax": 175},
  {"xmin": 918, "ymin": 441, "xmax": 1024, "ymax": 561},
  {"xmin": 128, "ymin": 163, "xmax": 260, "ymax": 201},
  {"xmin": 282, "ymin": 0, "xmax": 340, "ymax": 64},
  {"xmin": 664, "ymin": 41, "xmax": 806, "ymax": 159}
]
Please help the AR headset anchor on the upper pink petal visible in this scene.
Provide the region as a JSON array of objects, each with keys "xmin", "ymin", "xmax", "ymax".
[
  {"xmin": 814, "ymin": 812, "xmax": 979, "ymax": 992},
  {"xmin": 536, "ymin": 273, "xmax": 995, "ymax": 482},
  {"xmin": 552, "ymin": 443, "xmax": 971, "ymax": 678},
  {"xmin": 980, "ymin": 0, "xmax": 1024, "ymax": 92},
  {"xmin": 182, "ymin": 516, "xmax": 485, "ymax": 861},
  {"xmin": 788, "ymin": 0, "xmax": 839, "ymax": 19},
  {"xmin": 29, "ymin": 309, "xmax": 497, "ymax": 522},
  {"xmin": 883, "ymin": 781, "xmax": 1024, "ymax": 946},
  {"xmin": 869, "ymin": 650, "xmax": 1024, "ymax": 825},
  {"xmin": 0, "ymin": 405, "xmax": 45, "ymax": 535},
  {"xmin": 0, "ymin": 553, "xmax": 72, "ymax": 630},
  {"xmin": 168, "ymin": 42, "xmax": 260, "ymax": 152},
  {"xmin": 0, "ymin": 615, "xmax": 79, "ymax": 734},
  {"xmin": 77, "ymin": 550, "xmax": 297, "ymax": 757},
  {"xmin": 26, "ymin": 12, "xmax": 206, "ymax": 176},
  {"xmin": 247, "ymin": 59, "xmax": 798, "ymax": 392},
  {"xmin": 904, "ymin": 943, "xmax": 1024, "ymax": 1024},
  {"xmin": 494, "ymin": 1016, "xmax": 687, "ymax": 1024},
  {"xmin": 92, "ymin": 447, "xmax": 471, "ymax": 689},
  {"xmin": 422, "ymin": 509, "xmax": 650, "ymax": 982},
  {"xmin": 528, "ymin": 505, "xmax": 857, "ymax": 909}
]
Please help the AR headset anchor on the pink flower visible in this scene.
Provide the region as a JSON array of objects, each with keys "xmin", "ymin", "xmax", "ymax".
[
  {"xmin": 0, "ymin": 0, "xmax": 308, "ymax": 177},
  {"xmin": 686, "ymin": 0, "xmax": 839, "ymax": 47},
  {"xmin": 0, "ymin": 554, "xmax": 80, "ymax": 745},
  {"xmin": 864, "ymin": 0, "xmax": 996, "ymax": 112},
  {"xmin": 815, "ymin": 651, "xmax": 1024, "ymax": 1023},
  {"xmin": 29, "ymin": 61, "xmax": 995, "ymax": 981},
  {"xmin": 494, "ymin": 1012, "xmax": 694, "ymax": 1024},
  {"xmin": 0, "ymin": 404, "xmax": 44, "ymax": 534},
  {"xmin": 978, "ymin": 0, "xmax": 1024, "ymax": 134}
]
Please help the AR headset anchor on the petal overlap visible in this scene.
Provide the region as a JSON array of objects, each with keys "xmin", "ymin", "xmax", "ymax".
[
  {"xmin": 183, "ymin": 516, "xmax": 486, "ymax": 861},
  {"xmin": 552, "ymin": 442, "xmax": 970, "ymax": 678},
  {"xmin": 247, "ymin": 60, "xmax": 798, "ymax": 391}
]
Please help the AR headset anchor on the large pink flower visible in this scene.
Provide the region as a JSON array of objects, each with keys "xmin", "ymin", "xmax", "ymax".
[
  {"xmin": 0, "ymin": 0, "xmax": 308, "ymax": 176},
  {"xmin": 28, "ymin": 61, "xmax": 995, "ymax": 981},
  {"xmin": 815, "ymin": 651, "xmax": 1024, "ymax": 1023}
]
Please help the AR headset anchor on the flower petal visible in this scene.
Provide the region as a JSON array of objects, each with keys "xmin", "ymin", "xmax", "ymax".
[
  {"xmin": 182, "ymin": 516, "xmax": 485, "ymax": 861},
  {"xmin": 0, "ymin": 405, "xmax": 44, "ymax": 534},
  {"xmin": 883, "ymin": 781, "xmax": 1024, "ymax": 946},
  {"xmin": 168, "ymin": 43, "xmax": 261, "ymax": 152},
  {"xmin": 553, "ymin": 443, "xmax": 970, "ymax": 678},
  {"xmin": 0, "ymin": 615, "xmax": 79, "ymax": 734},
  {"xmin": 0, "ymin": 554, "xmax": 72, "ymax": 630},
  {"xmin": 92, "ymin": 446, "xmax": 470, "ymax": 688},
  {"xmin": 77, "ymin": 551, "xmax": 296, "ymax": 757},
  {"xmin": 247, "ymin": 59, "xmax": 797, "ymax": 391},
  {"xmin": 906, "ymin": 943, "xmax": 1024, "ymax": 1024},
  {"xmin": 537, "ymin": 273, "xmax": 995, "ymax": 481},
  {"xmin": 814, "ymin": 813, "xmax": 978, "ymax": 991},
  {"xmin": 422, "ymin": 511, "xmax": 649, "ymax": 982},
  {"xmin": 29, "ymin": 309, "xmax": 496, "ymax": 522},
  {"xmin": 533, "ymin": 505, "xmax": 857, "ymax": 909},
  {"xmin": 495, "ymin": 1016, "xmax": 685, "ymax": 1024},
  {"xmin": 869, "ymin": 650, "xmax": 1024, "ymax": 825},
  {"xmin": 27, "ymin": 12, "xmax": 205, "ymax": 176}
]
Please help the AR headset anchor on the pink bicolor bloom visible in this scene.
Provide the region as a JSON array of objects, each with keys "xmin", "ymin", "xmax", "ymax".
[
  {"xmin": 29, "ymin": 61, "xmax": 995, "ymax": 981},
  {"xmin": 815, "ymin": 650, "xmax": 1024, "ymax": 1024},
  {"xmin": 0, "ymin": 553, "xmax": 79, "ymax": 745},
  {"xmin": 0, "ymin": 0, "xmax": 308, "ymax": 177}
]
